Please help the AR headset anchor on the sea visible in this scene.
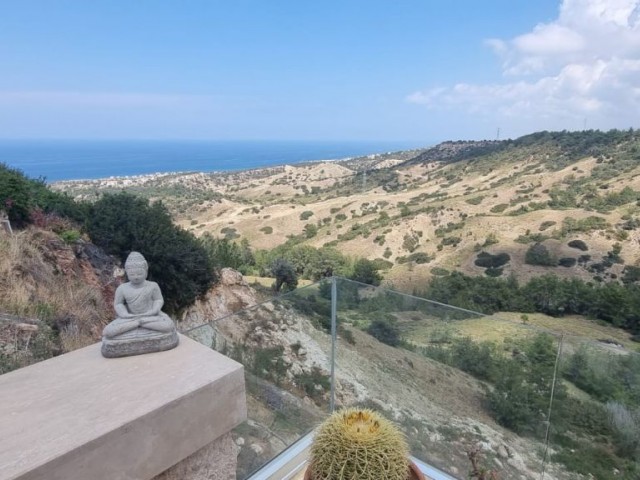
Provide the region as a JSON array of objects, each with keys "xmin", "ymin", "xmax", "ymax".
[{"xmin": 0, "ymin": 139, "xmax": 425, "ymax": 182}]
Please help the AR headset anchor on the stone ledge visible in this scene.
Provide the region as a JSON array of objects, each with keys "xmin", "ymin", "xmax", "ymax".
[{"xmin": 0, "ymin": 334, "xmax": 246, "ymax": 480}]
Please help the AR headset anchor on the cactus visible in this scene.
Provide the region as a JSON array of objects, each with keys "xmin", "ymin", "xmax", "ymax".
[{"xmin": 309, "ymin": 408, "xmax": 409, "ymax": 480}]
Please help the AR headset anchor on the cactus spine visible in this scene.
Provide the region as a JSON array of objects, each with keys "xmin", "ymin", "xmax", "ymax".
[{"xmin": 309, "ymin": 408, "xmax": 409, "ymax": 480}]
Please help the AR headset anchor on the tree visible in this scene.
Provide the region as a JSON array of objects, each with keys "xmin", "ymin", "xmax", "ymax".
[
  {"xmin": 86, "ymin": 192, "xmax": 215, "ymax": 313},
  {"xmin": 199, "ymin": 234, "xmax": 254, "ymax": 273},
  {"xmin": 304, "ymin": 223, "xmax": 318, "ymax": 238},
  {"xmin": 271, "ymin": 258, "xmax": 298, "ymax": 292},
  {"xmin": 350, "ymin": 258, "xmax": 383, "ymax": 286},
  {"xmin": 0, "ymin": 163, "xmax": 86, "ymax": 228},
  {"xmin": 367, "ymin": 319, "xmax": 400, "ymax": 346},
  {"xmin": 525, "ymin": 242, "xmax": 557, "ymax": 266}
]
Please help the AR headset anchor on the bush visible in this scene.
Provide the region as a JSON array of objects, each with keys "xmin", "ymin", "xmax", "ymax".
[
  {"xmin": 430, "ymin": 267, "xmax": 450, "ymax": 276},
  {"xmin": 349, "ymin": 258, "xmax": 383, "ymax": 286},
  {"xmin": 295, "ymin": 366, "xmax": 330, "ymax": 399},
  {"xmin": 485, "ymin": 267, "xmax": 503, "ymax": 277},
  {"xmin": 568, "ymin": 239, "xmax": 589, "ymax": 251},
  {"xmin": 367, "ymin": 319, "xmax": 400, "ymax": 347},
  {"xmin": 406, "ymin": 252, "xmax": 433, "ymax": 264},
  {"xmin": 440, "ymin": 236, "xmax": 461, "ymax": 247},
  {"xmin": 300, "ymin": 210, "xmax": 314, "ymax": 221},
  {"xmin": 474, "ymin": 251, "xmax": 510, "ymax": 269},
  {"xmin": 270, "ymin": 258, "xmax": 298, "ymax": 292},
  {"xmin": 200, "ymin": 234, "xmax": 254, "ymax": 272},
  {"xmin": 490, "ymin": 203, "xmax": 508, "ymax": 213},
  {"xmin": 465, "ymin": 196, "xmax": 484, "ymax": 205},
  {"xmin": 304, "ymin": 223, "xmax": 318, "ymax": 238},
  {"xmin": 0, "ymin": 163, "xmax": 87, "ymax": 228},
  {"xmin": 558, "ymin": 257, "xmax": 577, "ymax": 267},
  {"xmin": 59, "ymin": 229, "xmax": 81, "ymax": 244},
  {"xmin": 370, "ymin": 258, "xmax": 393, "ymax": 270},
  {"xmin": 86, "ymin": 192, "xmax": 215, "ymax": 313},
  {"xmin": 260, "ymin": 226, "xmax": 273, "ymax": 234},
  {"xmin": 539, "ymin": 220, "xmax": 557, "ymax": 231},
  {"xmin": 525, "ymin": 242, "xmax": 557, "ymax": 266}
]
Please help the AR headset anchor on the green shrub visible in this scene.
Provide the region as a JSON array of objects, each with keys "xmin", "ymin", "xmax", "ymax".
[
  {"xmin": 485, "ymin": 267, "xmax": 503, "ymax": 277},
  {"xmin": 474, "ymin": 251, "xmax": 510, "ymax": 269},
  {"xmin": 251, "ymin": 346, "xmax": 287, "ymax": 385},
  {"xmin": 562, "ymin": 216, "xmax": 609, "ymax": 235},
  {"xmin": 371, "ymin": 258, "xmax": 393, "ymax": 270},
  {"xmin": 525, "ymin": 242, "xmax": 557, "ymax": 266},
  {"xmin": 220, "ymin": 226, "xmax": 239, "ymax": 240},
  {"xmin": 406, "ymin": 252, "xmax": 433, "ymax": 264},
  {"xmin": 490, "ymin": 203, "xmax": 508, "ymax": 213},
  {"xmin": 558, "ymin": 257, "xmax": 577, "ymax": 267},
  {"xmin": 367, "ymin": 319, "xmax": 400, "ymax": 346},
  {"xmin": 300, "ymin": 210, "xmax": 314, "ymax": 221},
  {"xmin": 87, "ymin": 192, "xmax": 215, "ymax": 313},
  {"xmin": 304, "ymin": 223, "xmax": 318, "ymax": 238},
  {"xmin": 539, "ymin": 220, "xmax": 557, "ymax": 231},
  {"xmin": 0, "ymin": 163, "xmax": 87, "ymax": 228},
  {"xmin": 430, "ymin": 267, "xmax": 450, "ymax": 276},
  {"xmin": 295, "ymin": 366, "xmax": 330, "ymax": 399},
  {"xmin": 465, "ymin": 196, "xmax": 484, "ymax": 205},
  {"xmin": 260, "ymin": 226, "xmax": 273, "ymax": 234},
  {"xmin": 440, "ymin": 236, "xmax": 461, "ymax": 247},
  {"xmin": 59, "ymin": 229, "xmax": 81, "ymax": 244},
  {"xmin": 402, "ymin": 233, "xmax": 419, "ymax": 252},
  {"xmin": 568, "ymin": 239, "xmax": 589, "ymax": 251}
]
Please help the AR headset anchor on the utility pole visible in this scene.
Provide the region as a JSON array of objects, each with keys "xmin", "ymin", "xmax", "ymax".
[{"xmin": 496, "ymin": 127, "xmax": 501, "ymax": 140}]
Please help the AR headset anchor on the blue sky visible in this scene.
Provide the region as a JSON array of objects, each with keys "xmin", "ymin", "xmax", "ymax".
[{"xmin": 0, "ymin": 0, "xmax": 638, "ymax": 142}]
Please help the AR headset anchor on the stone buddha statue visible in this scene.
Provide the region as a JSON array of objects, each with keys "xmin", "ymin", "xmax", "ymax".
[{"xmin": 101, "ymin": 252, "xmax": 179, "ymax": 358}]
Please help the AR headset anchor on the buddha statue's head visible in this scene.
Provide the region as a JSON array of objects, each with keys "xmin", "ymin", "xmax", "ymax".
[{"xmin": 125, "ymin": 252, "xmax": 148, "ymax": 285}]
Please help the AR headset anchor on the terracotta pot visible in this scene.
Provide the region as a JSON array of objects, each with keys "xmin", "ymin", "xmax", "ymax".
[{"xmin": 303, "ymin": 460, "xmax": 426, "ymax": 480}]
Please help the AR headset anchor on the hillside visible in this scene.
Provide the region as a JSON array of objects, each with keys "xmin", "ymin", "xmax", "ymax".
[{"xmin": 54, "ymin": 129, "xmax": 640, "ymax": 292}]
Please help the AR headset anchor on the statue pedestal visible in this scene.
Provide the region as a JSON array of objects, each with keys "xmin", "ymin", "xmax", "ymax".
[
  {"xmin": 101, "ymin": 328, "xmax": 179, "ymax": 358},
  {"xmin": 0, "ymin": 335, "xmax": 246, "ymax": 480}
]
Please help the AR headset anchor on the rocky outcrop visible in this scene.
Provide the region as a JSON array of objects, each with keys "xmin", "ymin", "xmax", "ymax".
[{"xmin": 180, "ymin": 268, "xmax": 258, "ymax": 330}]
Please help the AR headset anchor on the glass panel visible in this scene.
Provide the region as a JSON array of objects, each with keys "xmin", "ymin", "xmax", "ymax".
[
  {"xmin": 553, "ymin": 335, "xmax": 640, "ymax": 479},
  {"xmin": 333, "ymin": 277, "xmax": 563, "ymax": 480},
  {"xmin": 182, "ymin": 281, "xmax": 332, "ymax": 479}
]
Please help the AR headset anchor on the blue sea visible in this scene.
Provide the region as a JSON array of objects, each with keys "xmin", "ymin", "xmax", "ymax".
[{"xmin": 0, "ymin": 140, "xmax": 425, "ymax": 182}]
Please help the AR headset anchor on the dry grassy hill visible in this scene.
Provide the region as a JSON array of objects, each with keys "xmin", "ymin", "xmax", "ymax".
[{"xmin": 54, "ymin": 129, "xmax": 640, "ymax": 294}]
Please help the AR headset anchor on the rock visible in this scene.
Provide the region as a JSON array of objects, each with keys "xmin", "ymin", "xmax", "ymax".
[
  {"xmin": 297, "ymin": 348, "xmax": 307, "ymax": 356},
  {"xmin": 250, "ymin": 443, "xmax": 263, "ymax": 455},
  {"xmin": 507, "ymin": 452, "xmax": 526, "ymax": 471},
  {"xmin": 493, "ymin": 458, "xmax": 503, "ymax": 469},
  {"xmin": 235, "ymin": 437, "xmax": 245, "ymax": 446},
  {"xmin": 16, "ymin": 323, "xmax": 38, "ymax": 333},
  {"xmin": 478, "ymin": 441, "xmax": 493, "ymax": 452},
  {"xmin": 181, "ymin": 268, "xmax": 258, "ymax": 331},
  {"xmin": 497, "ymin": 445, "xmax": 509, "ymax": 459},
  {"xmin": 449, "ymin": 466, "xmax": 459, "ymax": 476}
]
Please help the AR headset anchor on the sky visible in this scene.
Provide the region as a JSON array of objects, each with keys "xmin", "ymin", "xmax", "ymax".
[{"xmin": 0, "ymin": 0, "xmax": 638, "ymax": 142}]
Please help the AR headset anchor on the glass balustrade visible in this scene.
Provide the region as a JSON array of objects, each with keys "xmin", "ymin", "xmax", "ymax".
[{"xmin": 181, "ymin": 276, "xmax": 640, "ymax": 479}]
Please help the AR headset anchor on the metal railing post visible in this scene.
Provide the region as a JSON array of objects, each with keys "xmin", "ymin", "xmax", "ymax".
[{"xmin": 330, "ymin": 276, "xmax": 337, "ymax": 412}]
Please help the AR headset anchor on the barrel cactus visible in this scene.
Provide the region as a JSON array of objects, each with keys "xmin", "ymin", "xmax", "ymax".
[{"xmin": 309, "ymin": 408, "xmax": 410, "ymax": 480}]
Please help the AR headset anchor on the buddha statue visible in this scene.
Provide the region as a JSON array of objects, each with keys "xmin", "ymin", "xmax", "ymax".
[{"xmin": 101, "ymin": 252, "xmax": 179, "ymax": 358}]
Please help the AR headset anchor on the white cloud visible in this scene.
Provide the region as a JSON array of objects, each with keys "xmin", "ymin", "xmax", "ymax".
[{"xmin": 408, "ymin": 0, "xmax": 640, "ymax": 134}]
